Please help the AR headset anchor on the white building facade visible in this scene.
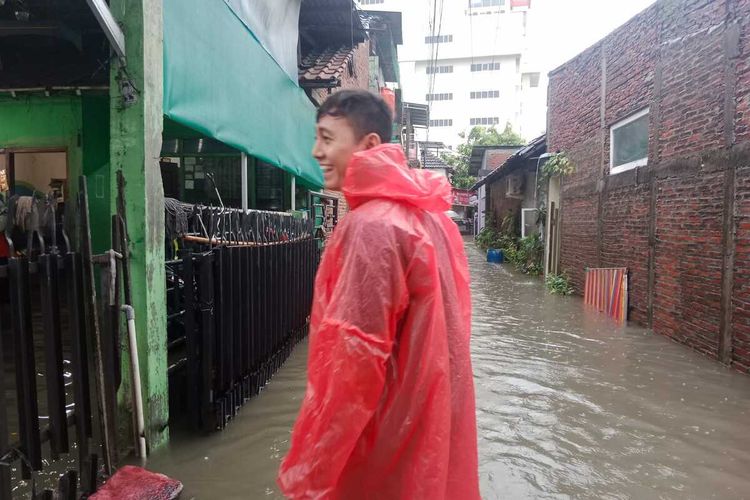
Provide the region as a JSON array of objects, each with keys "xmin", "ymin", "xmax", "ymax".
[{"xmin": 361, "ymin": 0, "xmax": 545, "ymax": 147}]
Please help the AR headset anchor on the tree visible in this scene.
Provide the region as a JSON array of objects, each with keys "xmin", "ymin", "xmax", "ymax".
[{"xmin": 442, "ymin": 123, "xmax": 525, "ymax": 189}]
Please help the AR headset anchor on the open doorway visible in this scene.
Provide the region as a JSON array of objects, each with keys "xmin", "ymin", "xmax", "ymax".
[
  {"xmin": 0, "ymin": 149, "xmax": 68, "ymax": 258},
  {"xmin": 3, "ymin": 149, "xmax": 68, "ymax": 200}
]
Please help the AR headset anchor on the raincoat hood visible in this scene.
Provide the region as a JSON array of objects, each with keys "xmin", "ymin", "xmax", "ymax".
[{"xmin": 343, "ymin": 144, "xmax": 452, "ymax": 212}]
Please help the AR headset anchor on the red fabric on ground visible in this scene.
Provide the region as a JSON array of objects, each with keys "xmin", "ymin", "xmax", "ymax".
[
  {"xmin": 90, "ymin": 465, "xmax": 183, "ymax": 500},
  {"xmin": 278, "ymin": 144, "xmax": 480, "ymax": 499}
]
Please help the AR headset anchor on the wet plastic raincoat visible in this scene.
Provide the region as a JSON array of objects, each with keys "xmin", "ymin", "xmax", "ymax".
[{"xmin": 278, "ymin": 144, "xmax": 480, "ymax": 499}]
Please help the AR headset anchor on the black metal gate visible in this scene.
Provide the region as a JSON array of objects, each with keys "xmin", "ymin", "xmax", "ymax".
[
  {"xmin": 0, "ymin": 182, "xmax": 104, "ymax": 499},
  {"xmin": 166, "ymin": 206, "xmax": 318, "ymax": 431}
]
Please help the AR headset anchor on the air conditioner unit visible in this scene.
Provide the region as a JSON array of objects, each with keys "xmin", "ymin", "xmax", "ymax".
[{"xmin": 506, "ymin": 174, "xmax": 524, "ymax": 198}]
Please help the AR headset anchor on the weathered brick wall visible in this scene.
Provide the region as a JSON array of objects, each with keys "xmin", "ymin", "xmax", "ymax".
[
  {"xmin": 733, "ymin": 160, "xmax": 750, "ymax": 371},
  {"xmin": 600, "ymin": 182, "xmax": 651, "ymax": 325},
  {"xmin": 736, "ymin": 0, "xmax": 750, "ymax": 143},
  {"xmin": 548, "ymin": 0, "xmax": 750, "ymax": 372},
  {"xmin": 652, "ymin": 168, "xmax": 726, "ymax": 357},
  {"xmin": 558, "ymin": 195, "xmax": 598, "ymax": 293},
  {"xmin": 339, "ymin": 41, "xmax": 371, "ymax": 93}
]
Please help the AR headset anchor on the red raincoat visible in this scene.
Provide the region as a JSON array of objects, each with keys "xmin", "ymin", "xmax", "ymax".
[{"xmin": 278, "ymin": 144, "xmax": 479, "ymax": 500}]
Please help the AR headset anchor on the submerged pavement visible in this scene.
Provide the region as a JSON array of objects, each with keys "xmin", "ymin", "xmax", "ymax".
[{"xmin": 146, "ymin": 243, "xmax": 750, "ymax": 499}]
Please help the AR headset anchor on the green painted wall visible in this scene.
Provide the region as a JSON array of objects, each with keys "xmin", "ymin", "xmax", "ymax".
[
  {"xmin": 0, "ymin": 94, "xmax": 111, "ymax": 253},
  {"xmin": 110, "ymin": 0, "xmax": 169, "ymax": 450},
  {"xmin": 82, "ymin": 95, "xmax": 112, "ymax": 253}
]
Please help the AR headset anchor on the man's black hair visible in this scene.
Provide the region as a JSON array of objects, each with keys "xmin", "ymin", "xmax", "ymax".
[{"xmin": 316, "ymin": 90, "xmax": 393, "ymax": 144}]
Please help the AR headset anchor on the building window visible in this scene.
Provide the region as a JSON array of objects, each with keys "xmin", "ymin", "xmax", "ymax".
[
  {"xmin": 429, "ymin": 119, "xmax": 453, "ymax": 127},
  {"xmin": 426, "ymin": 93, "xmax": 453, "ymax": 101},
  {"xmin": 426, "ymin": 65, "xmax": 453, "ymax": 74},
  {"xmin": 470, "ymin": 117, "xmax": 500, "ymax": 126},
  {"xmin": 528, "ymin": 72, "xmax": 540, "ymax": 87},
  {"xmin": 471, "ymin": 62, "xmax": 501, "ymax": 72},
  {"xmin": 469, "ymin": 0, "xmax": 504, "ymax": 7},
  {"xmin": 521, "ymin": 208, "xmax": 539, "ymax": 238},
  {"xmin": 470, "ymin": 90, "xmax": 500, "ymax": 99},
  {"xmin": 360, "ymin": 0, "xmax": 384, "ymax": 4},
  {"xmin": 425, "ymin": 34, "xmax": 453, "ymax": 44},
  {"xmin": 610, "ymin": 108, "xmax": 649, "ymax": 175}
]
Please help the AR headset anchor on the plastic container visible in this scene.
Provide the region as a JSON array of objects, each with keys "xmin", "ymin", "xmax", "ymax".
[{"xmin": 487, "ymin": 249, "xmax": 504, "ymax": 263}]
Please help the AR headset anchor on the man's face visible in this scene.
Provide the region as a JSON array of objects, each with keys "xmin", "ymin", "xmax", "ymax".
[{"xmin": 313, "ymin": 115, "xmax": 373, "ymax": 191}]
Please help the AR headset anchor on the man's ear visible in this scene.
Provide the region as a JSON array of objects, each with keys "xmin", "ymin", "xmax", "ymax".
[{"xmin": 362, "ymin": 132, "xmax": 383, "ymax": 150}]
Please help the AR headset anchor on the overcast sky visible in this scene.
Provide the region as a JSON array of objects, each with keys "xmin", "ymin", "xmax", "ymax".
[{"xmin": 530, "ymin": 0, "xmax": 657, "ymax": 74}]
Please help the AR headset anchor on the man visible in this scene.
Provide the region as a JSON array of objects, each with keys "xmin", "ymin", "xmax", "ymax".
[{"xmin": 278, "ymin": 90, "xmax": 480, "ymax": 499}]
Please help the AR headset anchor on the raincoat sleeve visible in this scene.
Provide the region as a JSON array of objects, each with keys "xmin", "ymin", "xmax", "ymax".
[{"xmin": 278, "ymin": 217, "xmax": 409, "ymax": 498}]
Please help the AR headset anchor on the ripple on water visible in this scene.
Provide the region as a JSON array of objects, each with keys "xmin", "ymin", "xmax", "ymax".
[{"xmin": 467, "ymin": 244, "xmax": 750, "ymax": 499}]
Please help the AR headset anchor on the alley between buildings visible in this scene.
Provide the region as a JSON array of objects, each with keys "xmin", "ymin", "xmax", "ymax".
[{"xmin": 144, "ymin": 242, "xmax": 750, "ymax": 499}]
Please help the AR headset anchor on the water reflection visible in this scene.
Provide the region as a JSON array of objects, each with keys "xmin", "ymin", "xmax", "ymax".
[
  {"xmin": 469, "ymin": 245, "xmax": 750, "ymax": 499},
  {"xmin": 146, "ymin": 243, "xmax": 750, "ymax": 499}
]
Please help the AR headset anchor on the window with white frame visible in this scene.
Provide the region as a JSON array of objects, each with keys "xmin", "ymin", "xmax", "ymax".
[
  {"xmin": 426, "ymin": 65, "xmax": 453, "ymax": 74},
  {"xmin": 425, "ymin": 34, "xmax": 453, "ymax": 44},
  {"xmin": 471, "ymin": 62, "xmax": 501, "ymax": 72},
  {"xmin": 426, "ymin": 93, "xmax": 453, "ymax": 101},
  {"xmin": 469, "ymin": 0, "xmax": 504, "ymax": 7},
  {"xmin": 521, "ymin": 208, "xmax": 539, "ymax": 238},
  {"xmin": 470, "ymin": 90, "xmax": 500, "ymax": 99},
  {"xmin": 470, "ymin": 117, "xmax": 499, "ymax": 126},
  {"xmin": 610, "ymin": 108, "xmax": 649, "ymax": 174},
  {"xmin": 429, "ymin": 119, "xmax": 453, "ymax": 127}
]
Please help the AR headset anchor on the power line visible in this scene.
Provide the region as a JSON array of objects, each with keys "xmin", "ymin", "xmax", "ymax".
[{"xmin": 426, "ymin": 0, "xmax": 445, "ymax": 144}]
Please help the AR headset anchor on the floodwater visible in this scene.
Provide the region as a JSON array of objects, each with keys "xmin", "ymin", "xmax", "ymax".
[{"xmin": 146, "ymin": 243, "xmax": 750, "ymax": 499}]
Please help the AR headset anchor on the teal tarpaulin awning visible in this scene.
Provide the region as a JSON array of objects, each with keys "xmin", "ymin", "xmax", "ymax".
[{"xmin": 163, "ymin": 0, "xmax": 323, "ymax": 188}]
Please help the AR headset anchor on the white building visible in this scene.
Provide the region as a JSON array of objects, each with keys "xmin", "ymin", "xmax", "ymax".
[{"xmin": 361, "ymin": 0, "xmax": 545, "ymax": 147}]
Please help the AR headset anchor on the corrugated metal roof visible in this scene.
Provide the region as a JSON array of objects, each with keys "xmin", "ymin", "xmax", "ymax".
[
  {"xmin": 471, "ymin": 135, "xmax": 546, "ymax": 190},
  {"xmin": 422, "ymin": 151, "xmax": 452, "ymax": 171}
]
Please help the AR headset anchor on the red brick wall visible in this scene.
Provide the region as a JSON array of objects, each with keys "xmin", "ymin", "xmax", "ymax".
[
  {"xmin": 736, "ymin": 0, "xmax": 750, "ymax": 143},
  {"xmin": 548, "ymin": 0, "xmax": 750, "ymax": 372},
  {"xmin": 733, "ymin": 162, "xmax": 750, "ymax": 371},
  {"xmin": 600, "ymin": 183, "xmax": 651, "ymax": 325},
  {"xmin": 652, "ymin": 170, "xmax": 726, "ymax": 357}
]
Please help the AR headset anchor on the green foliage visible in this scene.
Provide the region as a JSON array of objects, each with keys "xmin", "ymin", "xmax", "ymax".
[
  {"xmin": 541, "ymin": 153, "xmax": 575, "ymax": 179},
  {"xmin": 475, "ymin": 215, "xmax": 543, "ymax": 276},
  {"xmin": 545, "ymin": 273, "xmax": 575, "ymax": 295},
  {"xmin": 442, "ymin": 123, "xmax": 525, "ymax": 189}
]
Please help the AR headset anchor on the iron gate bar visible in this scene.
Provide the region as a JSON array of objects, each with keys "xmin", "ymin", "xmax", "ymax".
[
  {"xmin": 231, "ymin": 245, "xmax": 241, "ymax": 395},
  {"xmin": 65, "ymin": 251, "xmax": 94, "ymax": 493},
  {"xmin": 9, "ymin": 256, "xmax": 43, "ymax": 476},
  {"xmin": 182, "ymin": 251, "xmax": 200, "ymax": 430},
  {"xmin": 0, "ymin": 299, "xmax": 11, "ymax": 499},
  {"xmin": 39, "ymin": 252, "xmax": 70, "ymax": 458},
  {"xmin": 198, "ymin": 252, "xmax": 215, "ymax": 430}
]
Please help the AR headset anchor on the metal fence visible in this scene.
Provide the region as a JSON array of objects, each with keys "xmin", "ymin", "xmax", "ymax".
[
  {"xmin": 166, "ymin": 204, "xmax": 318, "ymax": 431},
  {"xmin": 0, "ymin": 184, "xmax": 101, "ymax": 499}
]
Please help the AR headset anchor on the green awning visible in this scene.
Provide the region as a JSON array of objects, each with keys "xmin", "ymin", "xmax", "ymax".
[{"xmin": 163, "ymin": 0, "xmax": 323, "ymax": 189}]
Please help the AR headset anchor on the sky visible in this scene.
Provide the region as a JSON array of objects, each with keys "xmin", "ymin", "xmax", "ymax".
[{"xmin": 529, "ymin": 0, "xmax": 658, "ymax": 74}]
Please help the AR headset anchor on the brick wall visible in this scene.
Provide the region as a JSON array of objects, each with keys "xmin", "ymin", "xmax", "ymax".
[{"xmin": 548, "ymin": 0, "xmax": 750, "ymax": 372}]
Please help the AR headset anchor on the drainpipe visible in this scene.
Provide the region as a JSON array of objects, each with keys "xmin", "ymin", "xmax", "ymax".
[
  {"xmin": 534, "ymin": 152, "xmax": 553, "ymax": 206},
  {"xmin": 121, "ymin": 305, "xmax": 147, "ymax": 458},
  {"xmin": 241, "ymin": 153, "xmax": 248, "ymax": 212},
  {"xmin": 291, "ymin": 176, "xmax": 296, "ymax": 211}
]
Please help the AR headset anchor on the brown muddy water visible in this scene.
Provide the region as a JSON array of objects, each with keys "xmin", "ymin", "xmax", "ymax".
[{"xmin": 144, "ymin": 243, "xmax": 750, "ymax": 499}]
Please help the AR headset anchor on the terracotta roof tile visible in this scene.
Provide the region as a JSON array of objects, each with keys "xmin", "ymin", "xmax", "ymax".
[{"xmin": 299, "ymin": 45, "xmax": 357, "ymax": 85}]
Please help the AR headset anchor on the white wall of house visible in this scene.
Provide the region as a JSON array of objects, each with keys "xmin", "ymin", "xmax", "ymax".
[{"xmin": 363, "ymin": 0, "xmax": 545, "ymax": 147}]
